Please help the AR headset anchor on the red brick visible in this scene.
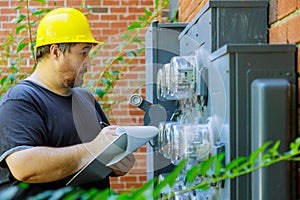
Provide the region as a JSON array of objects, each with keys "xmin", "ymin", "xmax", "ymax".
[
  {"xmin": 111, "ymin": 21, "xmax": 127, "ymax": 28},
  {"xmin": 129, "ymin": 7, "xmax": 145, "ymax": 13},
  {"xmin": 91, "ymin": 21, "xmax": 110, "ymax": 28},
  {"xmin": 110, "ymin": 183, "xmax": 125, "ymax": 189},
  {"xmin": 65, "ymin": 0, "xmax": 81, "ymax": 6},
  {"xmin": 103, "ymin": 0, "xmax": 120, "ymax": 6},
  {"xmin": 29, "ymin": 0, "xmax": 47, "ymax": 6},
  {"xmin": 86, "ymin": 14, "xmax": 99, "ymax": 21},
  {"xmin": 111, "ymin": 7, "xmax": 126, "ymax": 13},
  {"xmin": 126, "ymin": 183, "xmax": 143, "ymax": 189},
  {"xmin": 287, "ymin": 14, "xmax": 300, "ymax": 43},
  {"xmin": 0, "ymin": 1, "xmax": 9, "ymax": 6},
  {"xmin": 141, "ymin": 0, "xmax": 153, "ymax": 6},
  {"xmin": 0, "ymin": 15, "xmax": 9, "ymax": 21},
  {"xmin": 278, "ymin": 0, "xmax": 297, "ymax": 19},
  {"xmin": 138, "ymin": 175, "xmax": 147, "ymax": 182},
  {"xmin": 122, "ymin": 0, "xmax": 139, "ymax": 6},
  {"xmin": 269, "ymin": 22, "xmax": 288, "ymax": 44},
  {"xmin": 48, "ymin": 0, "xmax": 65, "ymax": 6},
  {"xmin": 2, "ymin": 23, "xmax": 18, "ymax": 29},
  {"xmin": 85, "ymin": 0, "xmax": 101, "ymax": 6},
  {"xmin": 119, "ymin": 14, "xmax": 136, "ymax": 21},
  {"xmin": 120, "ymin": 176, "xmax": 137, "ymax": 182},
  {"xmin": 0, "ymin": 8, "xmax": 15, "ymax": 14},
  {"xmin": 101, "ymin": 14, "xmax": 118, "ymax": 21}
]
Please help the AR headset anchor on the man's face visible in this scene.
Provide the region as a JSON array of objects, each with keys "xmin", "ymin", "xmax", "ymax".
[{"xmin": 58, "ymin": 43, "xmax": 92, "ymax": 88}]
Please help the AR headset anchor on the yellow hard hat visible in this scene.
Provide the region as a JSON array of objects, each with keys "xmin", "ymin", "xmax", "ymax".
[{"xmin": 35, "ymin": 7, "xmax": 102, "ymax": 48}]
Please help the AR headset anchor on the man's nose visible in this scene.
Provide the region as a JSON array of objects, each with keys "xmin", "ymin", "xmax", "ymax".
[{"xmin": 83, "ymin": 57, "xmax": 91, "ymax": 69}]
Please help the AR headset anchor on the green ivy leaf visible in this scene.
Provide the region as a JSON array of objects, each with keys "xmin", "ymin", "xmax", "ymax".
[
  {"xmin": 130, "ymin": 179, "xmax": 155, "ymax": 199},
  {"xmin": 19, "ymin": 182, "xmax": 29, "ymax": 189},
  {"xmin": 116, "ymin": 56, "xmax": 124, "ymax": 61},
  {"xmin": 199, "ymin": 156, "xmax": 215, "ymax": 176},
  {"xmin": 214, "ymin": 153, "xmax": 225, "ymax": 176},
  {"xmin": 224, "ymin": 156, "xmax": 246, "ymax": 175},
  {"xmin": 127, "ymin": 21, "xmax": 141, "ymax": 31},
  {"xmin": 186, "ymin": 165, "xmax": 200, "ymax": 183},
  {"xmin": 138, "ymin": 16, "xmax": 147, "ymax": 21},
  {"xmin": 144, "ymin": 8, "xmax": 152, "ymax": 16},
  {"xmin": 126, "ymin": 50, "xmax": 137, "ymax": 57},
  {"xmin": 232, "ymin": 160, "xmax": 250, "ymax": 173},
  {"xmin": 137, "ymin": 47, "xmax": 145, "ymax": 54},
  {"xmin": 94, "ymin": 88, "xmax": 105, "ymax": 99},
  {"xmin": 291, "ymin": 137, "xmax": 300, "ymax": 152},
  {"xmin": 11, "ymin": 15, "xmax": 26, "ymax": 24},
  {"xmin": 101, "ymin": 78, "xmax": 110, "ymax": 85},
  {"xmin": 17, "ymin": 41, "xmax": 28, "ymax": 53},
  {"xmin": 1, "ymin": 76, "xmax": 7, "ymax": 86},
  {"xmin": 132, "ymin": 37, "xmax": 143, "ymax": 44},
  {"xmin": 267, "ymin": 140, "xmax": 281, "ymax": 158},
  {"xmin": 110, "ymin": 70, "xmax": 120, "ymax": 75},
  {"xmin": 162, "ymin": 0, "xmax": 170, "ymax": 7},
  {"xmin": 122, "ymin": 33, "xmax": 130, "ymax": 39},
  {"xmin": 85, "ymin": 5, "xmax": 92, "ymax": 10},
  {"xmin": 32, "ymin": 9, "xmax": 51, "ymax": 16},
  {"xmin": 32, "ymin": 0, "xmax": 47, "ymax": 3},
  {"xmin": 197, "ymin": 182, "xmax": 210, "ymax": 190},
  {"xmin": 14, "ymin": 6, "xmax": 24, "ymax": 10},
  {"xmin": 16, "ymin": 25, "xmax": 26, "ymax": 34},
  {"xmin": 8, "ymin": 75, "xmax": 15, "ymax": 84},
  {"xmin": 249, "ymin": 141, "xmax": 272, "ymax": 167},
  {"xmin": 154, "ymin": 0, "xmax": 159, "ymax": 10}
]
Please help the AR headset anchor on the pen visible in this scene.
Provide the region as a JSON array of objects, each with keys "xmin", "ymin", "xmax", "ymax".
[{"xmin": 100, "ymin": 121, "xmax": 110, "ymax": 127}]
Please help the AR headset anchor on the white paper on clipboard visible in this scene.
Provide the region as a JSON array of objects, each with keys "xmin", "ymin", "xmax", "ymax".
[{"xmin": 67, "ymin": 126, "xmax": 158, "ymax": 186}]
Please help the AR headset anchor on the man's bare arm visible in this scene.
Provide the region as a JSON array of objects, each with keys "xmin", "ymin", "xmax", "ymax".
[{"xmin": 5, "ymin": 126, "xmax": 118, "ymax": 183}]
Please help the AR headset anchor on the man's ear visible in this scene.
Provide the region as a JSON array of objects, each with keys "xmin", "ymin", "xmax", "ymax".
[{"xmin": 49, "ymin": 44, "xmax": 62, "ymax": 60}]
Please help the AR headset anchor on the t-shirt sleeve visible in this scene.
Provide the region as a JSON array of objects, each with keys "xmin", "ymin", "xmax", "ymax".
[{"xmin": 0, "ymin": 99, "xmax": 47, "ymax": 167}]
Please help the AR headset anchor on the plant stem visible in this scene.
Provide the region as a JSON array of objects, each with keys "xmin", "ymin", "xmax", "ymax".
[{"xmin": 25, "ymin": 0, "xmax": 36, "ymax": 66}]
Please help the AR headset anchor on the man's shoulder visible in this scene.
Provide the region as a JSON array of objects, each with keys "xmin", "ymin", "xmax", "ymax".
[{"xmin": 0, "ymin": 81, "xmax": 37, "ymax": 103}]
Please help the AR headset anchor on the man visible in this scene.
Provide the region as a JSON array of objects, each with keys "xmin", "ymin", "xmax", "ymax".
[{"xmin": 0, "ymin": 7, "xmax": 135, "ymax": 198}]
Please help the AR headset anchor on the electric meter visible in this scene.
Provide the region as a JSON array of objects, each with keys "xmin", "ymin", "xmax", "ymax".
[{"xmin": 169, "ymin": 56, "xmax": 196, "ymax": 100}]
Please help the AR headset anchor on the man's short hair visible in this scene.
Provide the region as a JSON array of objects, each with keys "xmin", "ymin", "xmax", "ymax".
[{"xmin": 36, "ymin": 43, "xmax": 77, "ymax": 62}]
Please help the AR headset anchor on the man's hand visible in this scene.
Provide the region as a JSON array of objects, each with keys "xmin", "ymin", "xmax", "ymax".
[{"xmin": 108, "ymin": 153, "xmax": 136, "ymax": 176}]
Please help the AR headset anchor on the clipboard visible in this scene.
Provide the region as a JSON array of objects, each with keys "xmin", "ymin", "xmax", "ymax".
[{"xmin": 67, "ymin": 126, "xmax": 158, "ymax": 185}]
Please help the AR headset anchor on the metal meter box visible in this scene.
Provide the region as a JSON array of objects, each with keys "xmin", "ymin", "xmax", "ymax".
[
  {"xmin": 179, "ymin": 0, "xmax": 268, "ymax": 55},
  {"xmin": 145, "ymin": 22, "xmax": 187, "ymax": 180},
  {"xmin": 208, "ymin": 44, "xmax": 297, "ymax": 200},
  {"xmin": 146, "ymin": 21, "xmax": 187, "ymax": 106}
]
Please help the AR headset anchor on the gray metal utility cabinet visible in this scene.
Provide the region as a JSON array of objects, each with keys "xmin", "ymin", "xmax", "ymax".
[{"xmin": 143, "ymin": 0, "xmax": 297, "ymax": 199}]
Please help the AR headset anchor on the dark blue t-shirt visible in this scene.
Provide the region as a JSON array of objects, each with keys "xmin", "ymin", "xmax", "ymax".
[{"xmin": 0, "ymin": 80, "xmax": 110, "ymax": 198}]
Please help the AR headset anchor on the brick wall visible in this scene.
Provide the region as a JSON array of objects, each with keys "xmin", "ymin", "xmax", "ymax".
[
  {"xmin": 178, "ymin": 0, "xmax": 208, "ymax": 22},
  {"xmin": 0, "ymin": 0, "xmax": 162, "ymax": 194}
]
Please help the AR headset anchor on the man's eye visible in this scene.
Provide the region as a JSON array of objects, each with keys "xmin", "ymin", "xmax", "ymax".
[{"xmin": 80, "ymin": 52, "xmax": 87, "ymax": 56}]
